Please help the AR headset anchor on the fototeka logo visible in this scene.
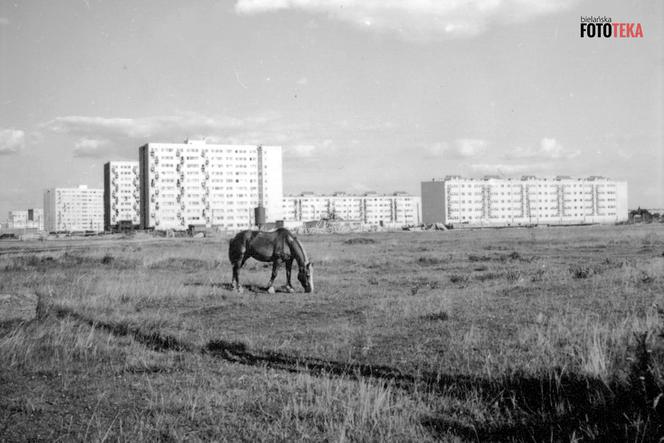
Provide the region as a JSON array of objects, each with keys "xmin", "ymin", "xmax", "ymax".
[{"xmin": 580, "ymin": 17, "xmax": 644, "ymax": 38}]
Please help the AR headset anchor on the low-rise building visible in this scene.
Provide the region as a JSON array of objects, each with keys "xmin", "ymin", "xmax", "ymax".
[
  {"xmin": 422, "ymin": 175, "xmax": 628, "ymax": 226},
  {"xmin": 7, "ymin": 208, "xmax": 43, "ymax": 230},
  {"xmin": 283, "ymin": 192, "xmax": 421, "ymax": 226}
]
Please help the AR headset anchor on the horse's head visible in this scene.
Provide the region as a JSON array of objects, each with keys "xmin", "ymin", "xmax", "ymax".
[{"xmin": 298, "ymin": 262, "xmax": 314, "ymax": 293}]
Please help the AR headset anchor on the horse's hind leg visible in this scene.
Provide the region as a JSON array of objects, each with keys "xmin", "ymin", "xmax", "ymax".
[
  {"xmin": 232, "ymin": 262, "xmax": 243, "ymax": 293},
  {"xmin": 229, "ymin": 238, "xmax": 246, "ymax": 293},
  {"xmin": 267, "ymin": 260, "xmax": 280, "ymax": 294}
]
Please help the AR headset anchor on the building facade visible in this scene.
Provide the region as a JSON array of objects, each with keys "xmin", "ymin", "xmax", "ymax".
[
  {"xmin": 7, "ymin": 209, "xmax": 44, "ymax": 230},
  {"xmin": 103, "ymin": 161, "xmax": 140, "ymax": 231},
  {"xmin": 422, "ymin": 176, "xmax": 628, "ymax": 226},
  {"xmin": 139, "ymin": 140, "xmax": 283, "ymax": 230},
  {"xmin": 43, "ymin": 185, "xmax": 104, "ymax": 232},
  {"xmin": 282, "ymin": 192, "xmax": 421, "ymax": 226}
]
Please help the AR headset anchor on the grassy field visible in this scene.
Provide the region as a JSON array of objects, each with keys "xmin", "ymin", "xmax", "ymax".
[{"xmin": 1, "ymin": 224, "xmax": 663, "ymax": 441}]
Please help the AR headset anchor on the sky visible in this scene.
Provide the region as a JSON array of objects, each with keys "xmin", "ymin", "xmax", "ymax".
[{"xmin": 0, "ymin": 0, "xmax": 662, "ymax": 218}]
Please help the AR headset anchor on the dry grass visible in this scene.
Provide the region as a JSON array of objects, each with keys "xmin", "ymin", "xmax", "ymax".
[{"xmin": 1, "ymin": 224, "xmax": 664, "ymax": 440}]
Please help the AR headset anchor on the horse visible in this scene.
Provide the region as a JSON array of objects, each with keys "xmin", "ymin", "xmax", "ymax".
[{"xmin": 228, "ymin": 228, "xmax": 314, "ymax": 294}]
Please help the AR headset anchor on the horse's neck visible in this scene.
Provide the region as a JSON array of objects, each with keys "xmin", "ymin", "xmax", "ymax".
[{"xmin": 288, "ymin": 236, "xmax": 308, "ymax": 268}]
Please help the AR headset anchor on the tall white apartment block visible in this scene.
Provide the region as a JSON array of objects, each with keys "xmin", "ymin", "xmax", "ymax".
[
  {"xmin": 7, "ymin": 209, "xmax": 43, "ymax": 230},
  {"xmin": 282, "ymin": 192, "xmax": 421, "ymax": 226},
  {"xmin": 422, "ymin": 176, "xmax": 628, "ymax": 226},
  {"xmin": 43, "ymin": 185, "xmax": 104, "ymax": 232},
  {"xmin": 139, "ymin": 140, "xmax": 283, "ymax": 230},
  {"xmin": 103, "ymin": 161, "xmax": 140, "ymax": 230}
]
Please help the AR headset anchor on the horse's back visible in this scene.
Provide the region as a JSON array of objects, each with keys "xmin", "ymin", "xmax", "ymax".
[
  {"xmin": 228, "ymin": 229, "xmax": 294, "ymax": 264},
  {"xmin": 228, "ymin": 228, "xmax": 297, "ymax": 260}
]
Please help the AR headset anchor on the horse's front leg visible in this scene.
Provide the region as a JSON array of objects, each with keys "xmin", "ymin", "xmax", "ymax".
[
  {"xmin": 267, "ymin": 260, "xmax": 280, "ymax": 294},
  {"xmin": 285, "ymin": 258, "xmax": 295, "ymax": 293}
]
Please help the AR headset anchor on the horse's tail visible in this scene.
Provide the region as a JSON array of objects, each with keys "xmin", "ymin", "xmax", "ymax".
[{"xmin": 228, "ymin": 232, "xmax": 246, "ymax": 264}]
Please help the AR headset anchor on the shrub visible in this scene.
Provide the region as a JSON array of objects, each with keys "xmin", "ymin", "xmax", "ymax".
[
  {"xmin": 570, "ymin": 264, "xmax": 593, "ymax": 279},
  {"xmin": 505, "ymin": 270, "xmax": 522, "ymax": 283}
]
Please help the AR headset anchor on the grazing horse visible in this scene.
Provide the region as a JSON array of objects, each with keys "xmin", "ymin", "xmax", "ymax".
[{"xmin": 228, "ymin": 228, "xmax": 314, "ymax": 294}]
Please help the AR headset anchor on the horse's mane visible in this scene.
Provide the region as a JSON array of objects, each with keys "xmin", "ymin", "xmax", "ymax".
[{"xmin": 292, "ymin": 236, "xmax": 309, "ymax": 265}]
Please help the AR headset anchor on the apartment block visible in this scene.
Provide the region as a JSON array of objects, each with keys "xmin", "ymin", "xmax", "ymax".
[
  {"xmin": 282, "ymin": 192, "xmax": 421, "ymax": 226},
  {"xmin": 43, "ymin": 185, "xmax": 104, "ymax": 232},
  {"xmin": 139, "ymin": 140, "xmax": 283, "ymax": 230},
  {"xmin": 7, "ymin": 209, "xmax": 44, "ymax": 230},
  {"xmin": 104, "ymin": 161, "xmax": 140, "ymax": 230},
  {"xmin": 422, "ymin": 176, "xmax": 628, "ymax": 226}
]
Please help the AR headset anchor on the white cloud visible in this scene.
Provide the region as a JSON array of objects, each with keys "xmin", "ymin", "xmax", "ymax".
[
  {"xmin": 41, "ymin": 113, "xmax": 281, "ymax": 159},
  {"xmin": 43, "ymin": 113, "xmax": 253, "ymax": 140},
  {"xmin": 506, "ymin": 137, "xmax": 580, "ymax": 160},
  {"xmin": 40, "ymin": 112, "xmax": 292, "ymax": 158},
  {"xmin": 0, "ymin": 129, "xmax": 25, "ymax": 155},
  {"xmin": 506, "ymin": 146, "xmax": 536, "ymax": 158},
  {"xmin": 617, "ymin": 149, "xmax": 633, "ymax": 159},
  {"xmin": 470, "ymin": 162, "xmax": 545, "ymax": 176},
  {"xmin": 235, "ymin": 0, "xmax": 578, "ymax": 40},
  {"xmin": 349, "ymin": 182, "xmax": 372, "ymax": 193},
  {"xmin": 296, "ymin": 77, "xmax": 308, "ymax": 86},
  {"xmin": 0, "ymin": 17, "xmax": 9, "ymax": 26},
  {"xmin": 73, "ymin": 138, "xmax": 111, "ymax": 158},
  {"xmin": 287, "ymin": 144, "xmax": 317, "ymax": 157},
  {"xmin": 284, "ymin": 139, "xmax": 334, "ymax": 158},
  {"xmin": 539, "ymin": 137, "xmax": 579, "ymax": 159},
  {"xmin": 425, "ymin": 142, "xmax": 449, "ymax": 157},
  {"xmin": 426, "ymin": 139, "xmax": 487, "ymax": 158},
  {"xmin": 455, "ymin": 138, "xmax": 487, "ymax": 157}
]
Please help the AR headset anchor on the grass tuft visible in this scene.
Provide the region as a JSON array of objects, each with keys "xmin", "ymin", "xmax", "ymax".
[
  {"xmin": 449, "ymin": 274, "xmax": 470, "ymax": 285},
  {"xmin": 344, "ymin": 237, "xmax": 376, "ymax": 245},
  {"xmin": 420, "ymin": 311, "xmax": 449, "ymax": 322},
  {"xmin": 417, "ymin": 256, "xmax": 447, "ymax": 266}
]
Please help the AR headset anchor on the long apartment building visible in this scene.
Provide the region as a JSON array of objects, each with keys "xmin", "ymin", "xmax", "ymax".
[
  {"xmin": 43, "ymin": 185, "xmax": 104, "ymax": 232},
  {"xmin": 7, "ymin": 209, "xmax": 44, "ymax": 230},
  {"xmin": 283, "ymin": 192, "xmax": 421, "ymax": 226},
  {"xmin": 422, "ymin": 175, "xmax": 628, "ymax": 226},
  {"xmin": 103, "ymin": 161, "xmax": 140, "ymax": 231},
  {"xmin": 139, "ymin": 140, "xmax": 283, "ymax": 230}
]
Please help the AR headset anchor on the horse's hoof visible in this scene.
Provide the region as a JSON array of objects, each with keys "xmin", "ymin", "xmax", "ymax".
[
  {"xmin": 236, "ymin": 287, "xmax": 244, "ymax": 294},
  {"xmin": 286, "ymin": 286, "xmax": 295, "ymax": 293},
  {"xmin": 267, "ymin": 286, "xmax": 276, "ymax": 294}
]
